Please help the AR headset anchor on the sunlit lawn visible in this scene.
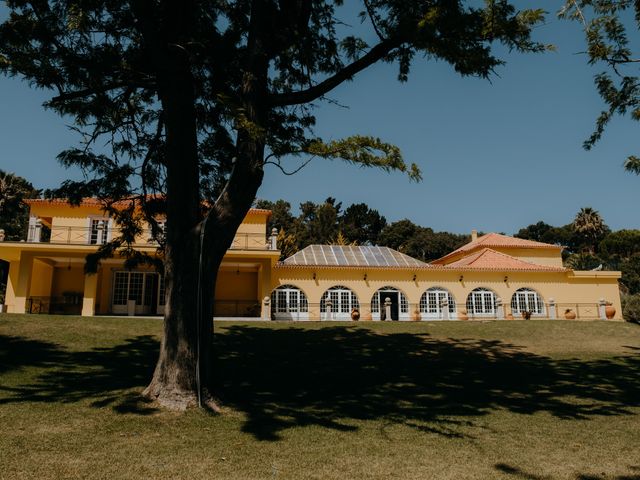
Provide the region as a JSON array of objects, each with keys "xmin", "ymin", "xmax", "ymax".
[{"xmin": 1, "ymin": 314, "xmax": 640, "ymax": 479}]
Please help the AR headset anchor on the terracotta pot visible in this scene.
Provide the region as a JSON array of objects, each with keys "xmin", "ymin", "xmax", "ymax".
[
  {"xmin": 458, "ymin": 309, "xmax": 469, "ymax": 321},
  {"xmin": 361, "ymin": 311, "xmax": 372, "ymax": 321},
  {"xmin": 351, "ymin": 309, "xmax": 360, "ymax": 321},
  {"xmin": 564, "ymin": 310, "xmax": 576, "ymax": 320},
  {"xmin": 605, "ymin": 305, "xmax": 616, "ymax": 320},
  {"xmin": 506, "ymin": 313, "xmax": 514, "ymax": 320},
  {"xmin": 411, "ymin": 310, "xmax": 421, "ymax": 321}
]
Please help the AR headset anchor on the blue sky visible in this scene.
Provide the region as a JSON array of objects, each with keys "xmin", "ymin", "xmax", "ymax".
[{"xmin": 1, "ymin": 1, "xmax": 639, "ymax": 235}]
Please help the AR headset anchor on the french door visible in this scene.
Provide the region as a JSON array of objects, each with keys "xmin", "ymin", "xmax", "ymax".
[{"xmin": 112, "ymin": 271, "xmax": 164, "ymax": 315}]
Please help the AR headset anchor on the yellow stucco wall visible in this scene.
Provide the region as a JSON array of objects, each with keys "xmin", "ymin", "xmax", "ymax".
[
  {"xmin": 271, "ymin": 267, "xmax": 623, "ymax": 320},
  {"xmin": 216, "ymin": 270, "xmax": 259, "ymax": 300},
  {"xmin": 490, "ymin": 248, "xmax": 564, "ymax": 267},
  {"xmin": 51, "ymin": 266, "xmax": 85, "ymax": 297},
  {"xmin": 30, "ymin": 259, "xmax": 54, "ymax": 297},
  {"xmin": 1, "ymin": 200, "xmax": 623, "ymax": 321}
]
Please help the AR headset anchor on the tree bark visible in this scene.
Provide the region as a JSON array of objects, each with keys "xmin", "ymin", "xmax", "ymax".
[{"xmin": 143, "ymin": 0, "xmax": 268, "ymax": 411}]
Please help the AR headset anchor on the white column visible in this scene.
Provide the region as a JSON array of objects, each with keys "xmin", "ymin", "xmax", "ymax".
[
  {"xmin": 598, "ymin": 298, "xmax": 607, "ymax": 320},
  {"xmin": 441, "ymin": 298, "xmax": 450, "ymax": 320},
  {"xmin": 495, "ymin": 297, "xmax": 505, "ymax": 320},
  {"xmin": 384, "ymin": 297, "xmax": 392, "ymax": 321},
  {"xmin": 262, "ymin": 296, "xmax": 271, "ymax": 320},
  {"xmin": 548, "ymin": 298, "xmax": 556, "ymax": 319}
]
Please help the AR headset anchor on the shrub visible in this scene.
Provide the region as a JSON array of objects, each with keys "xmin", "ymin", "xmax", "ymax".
[{"xmin": 622, "ymin": 294, "xmax": 640, "ymax": 323}]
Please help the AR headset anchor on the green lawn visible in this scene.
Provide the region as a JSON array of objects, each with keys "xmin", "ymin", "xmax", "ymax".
[{"xmin": 1, "ymin": 315, "xmax": 640, "ymax": 480}]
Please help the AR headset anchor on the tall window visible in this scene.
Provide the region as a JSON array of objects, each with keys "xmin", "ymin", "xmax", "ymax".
[
  {"xmin": 466, "ymin": 288, "xmax": 496, "ymax": 316},
  {"xmin": 89, "ymin": 218, "xmax": 109, "ymax": 245},
  {"xmin": 420, "ymin": 287, "xmax": 456, "ymax": 318},
  {"xmin": 511, "ymin": 288, "xmax": 545, "ymax": 315},
  {"xmin": 271, "ymin": 285, "xmax": 309, "ymax": 320},
  {"xmin": 320, "ymin": 286, "xmax": 359, "ymax": 320}
]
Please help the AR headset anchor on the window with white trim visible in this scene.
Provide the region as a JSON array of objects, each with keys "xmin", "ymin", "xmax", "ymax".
[
  {"xmin": 89, "ymin": 218, "xmax": 110, "ymax": 245},
  {"xmin": 271, "ymin": 285, "xmax": 309, "ymax": 314},
  {"xmin": 511, "ymin": 288, "xmax": 545, "ymax": 315},
  {"xmin": 420, "ymin": 287, "xmax": 456, "ymax": 315},
  {"xmin": 320, "ymin": 286, "xmax": 359, "ymax": 314},
  {"xmin": 466, "ymin": 288, "xmax": 496, "ymax": 316}
]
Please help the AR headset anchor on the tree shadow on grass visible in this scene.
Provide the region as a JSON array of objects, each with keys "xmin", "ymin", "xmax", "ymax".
[
  {"xmin": 2, "ymin": 324, "xmax": 640, "ymax": 434},
  {"xmin": 214, "ymin": 325, "xmax": 640, "ymax": 441},
  {"xmin": 0, "ymin": 334, "xmax": 159, "ymax": 414},
  {"xmin": 495, "ymin": 463, "xmax": 640, "ymax": 480}
]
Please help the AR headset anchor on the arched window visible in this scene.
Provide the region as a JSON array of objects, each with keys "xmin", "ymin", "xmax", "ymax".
[
  {"xmin": 271, "ymin": 285, "xmax": 309, "ymax": 320},
  {"xmin": 466, "ymin": 288, "xmax": 496, "ymax": 317},
  {"xmin": 511, "ymin": 288, "xmax": 545, "ymax": 316},
  {"xmin": 371, "ymin": 286, "xmax": 409, "ymax": 320},
  {"xmin": 420, "ymin": 287, "xmax": 456, "ymax": 319},
  {"xmin": 320, "ymin": 286, "xmax": 359, "ymax": 320}
]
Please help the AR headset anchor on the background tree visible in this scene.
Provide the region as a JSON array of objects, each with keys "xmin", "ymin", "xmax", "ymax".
[
  {"xmin": 0, "ymin": 170, "xmax": 39, "ymax": 241},
  {"xmin": 0, "ymin": 1, "xmax": 545, "ymax": 410},
  {"xmin": 377, "ymin": 219, "xmax": 420, "ymax": 251},
  {"xmin": 339, "ymin": 203, "xmax": 387, "ymax": 246},
  {"xmin": 514, "ymin": 221, "xmax": 554, "ymax": 242},
  {"xmin": 561, "ymin": 1, "xmax": 640, "ymax": 173},
  {"xmin": 254, "ymin": 199, "xmax": 295, "ymax": 234}
]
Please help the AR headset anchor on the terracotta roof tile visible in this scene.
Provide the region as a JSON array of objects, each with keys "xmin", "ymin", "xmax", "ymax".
[
  {"xmin": 432, "ymin": 232, "xmax": 562, "ymax": 264},
  {"xmin": 443, "ymin": 248, "xmax": 567, "ymax": 272},
  {"xmin": 24, "ymin": 197, "xmax": 270, "ymax": 216}
]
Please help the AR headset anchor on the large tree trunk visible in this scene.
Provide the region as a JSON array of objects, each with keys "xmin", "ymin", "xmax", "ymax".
[{"xmin": 144, "ymin": 0, "xmax": 268, "ymax": 411}]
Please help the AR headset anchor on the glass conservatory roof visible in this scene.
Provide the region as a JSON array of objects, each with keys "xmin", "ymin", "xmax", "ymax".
[{"xmin": 281, "ymin": 245, "xmax": 429, "ymax": 268}]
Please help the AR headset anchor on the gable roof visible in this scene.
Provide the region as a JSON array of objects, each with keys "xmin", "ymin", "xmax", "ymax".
[
  {"xmin": 432, "ymin": 232, "xmax": 562, "ymax": 265},
  {"xmin": 280, "ymin": 245, "xmax": 429, "ymax": 269},
  {"xmin": 442, "ymin": 248, "xmax": 567, "ymax": 272}
]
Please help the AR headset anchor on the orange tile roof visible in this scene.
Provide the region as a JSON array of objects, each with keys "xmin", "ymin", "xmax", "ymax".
[
  {"xmin": 24, "ymin": 197, "xmax": 270, "ymax": 216},
  {"xmin": 442, "ymin": 248, "xmax": 567, "ymax": 272},
  {"xmin": 432, "ymin": 232, "xmax": 562, "ymax": 265}
]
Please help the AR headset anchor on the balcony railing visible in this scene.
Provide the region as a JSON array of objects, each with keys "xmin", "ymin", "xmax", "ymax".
[{"xmin": 23, "ymin": 225, "xmax": 274, "ymax": 250}]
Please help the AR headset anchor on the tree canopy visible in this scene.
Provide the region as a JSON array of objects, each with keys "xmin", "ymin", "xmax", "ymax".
[
  {"xmin": 0, "ymin": 0, "xmax": 547, "ymax": 410},
  {"xmin": 0, "ymin": 170, "xmax": 39, "ymax": 241},
  {"xmin": 561, "ymin": 0, "xmax": 640, "ymax": 172}
]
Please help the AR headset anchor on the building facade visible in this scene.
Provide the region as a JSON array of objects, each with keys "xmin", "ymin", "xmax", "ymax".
[{"xmin": 0, "ymin": 199, "xmax": 623, "ymax": 321}]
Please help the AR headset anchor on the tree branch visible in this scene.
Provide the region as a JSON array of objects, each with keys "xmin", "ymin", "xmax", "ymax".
[
  {"xmin": 50, "ymin": 81, "xmax": 149, "ymax": 103},
  {"xmin": 268, "ymin": 38, "xmax": 402, "ymax": 107}
]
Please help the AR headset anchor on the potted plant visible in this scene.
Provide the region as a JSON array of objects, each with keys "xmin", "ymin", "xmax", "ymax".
[
  {"xmin": 605, "ymin": 302, "xmax": 616, "ymax": 320},
  {"xmin": 350, "ymin": 308, "xmax": 360, "ymax": 321},
  {"xmin": 411, "ymin": 309, "xmax": 421, "ymax": 321},
  {"xmin": 521, "ymin": 310, "xmax": 532, "ymax": 320},
  {"xmin": 458, "ymin": 308, "xmax": 469, "ymax": 320},
  {"xmin": 564, "ymin": 308, "xmax": 576, "ymax": 320}
]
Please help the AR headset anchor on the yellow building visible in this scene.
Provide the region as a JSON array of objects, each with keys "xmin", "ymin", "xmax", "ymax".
[{"xmin": 0, "ymin": 199, "xmax": 623, "ymax": 321}]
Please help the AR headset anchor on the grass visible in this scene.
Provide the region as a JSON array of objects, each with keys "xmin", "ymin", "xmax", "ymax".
[{"xmin": 1, "ymin": 315, "xmax": 640, "ymax": 479}]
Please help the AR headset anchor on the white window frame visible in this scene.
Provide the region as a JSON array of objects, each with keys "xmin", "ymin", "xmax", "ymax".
[
  {"xmin": 320, "ymin": 286, "xmax": 359, "ymax": 320},
  {"xmin": 88, "ymin": 216, "xmax": 113, "ymax": 245},
  {"xmin": 466, "ymin": 288, "xmax": 496, "ymax": 317},
  {"xmin": 511, "ymin": 288, "xmax": 545, "ymax": 316},
  {"xmin": 420, "ymin": 287, "xmax": 456, "ymax": 320},
  {"xmin": 270, "ymin": 285, "xmax": 309, "ymax": 320}
]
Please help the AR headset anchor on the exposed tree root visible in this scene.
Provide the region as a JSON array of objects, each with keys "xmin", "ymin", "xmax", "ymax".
[{"xmin": 143, "ymin": 382, "xmax": 221, "ymax": 413}]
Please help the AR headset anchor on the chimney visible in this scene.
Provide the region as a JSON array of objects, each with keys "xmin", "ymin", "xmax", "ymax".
[{"xmin": 471, "ymin": 229, "xmax": 478, "ymax": 242}]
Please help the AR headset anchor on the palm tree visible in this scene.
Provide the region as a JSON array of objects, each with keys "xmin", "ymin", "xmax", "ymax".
[{"xmin": 572, "ymin": 207, "xmax": 607, "ymax": 254}]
